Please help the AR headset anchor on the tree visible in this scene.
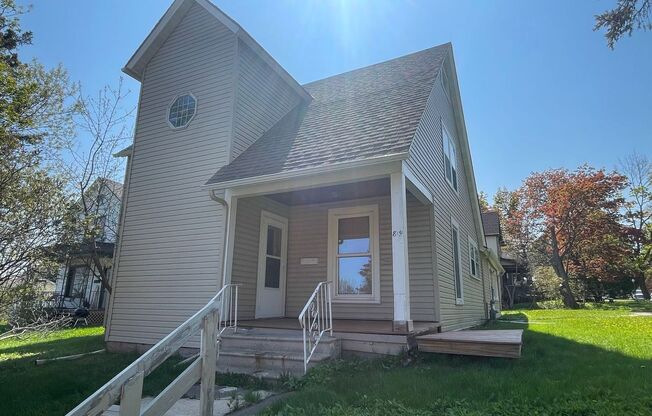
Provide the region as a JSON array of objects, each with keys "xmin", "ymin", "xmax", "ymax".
[
  {"xmin": 478, "ymin": 191, "xmax": 490, "ymax": 212},
  {"xmin": 509, "ymin": 166, "xmax": 627, "ymax": 308},
  {"xmin": 619, "ymin": 152, "xmax": 652, "ymax": 299},
  {"xmin": 595, "ymin": 0, "xmax": 651, "ymax": 49},
  {"xmin": 0, "ymin": 1, "xmax": 75, "ymax": 315},
  {"xmin": 58, "ymin": 80, "xmax": 133, "ymax": 295}
]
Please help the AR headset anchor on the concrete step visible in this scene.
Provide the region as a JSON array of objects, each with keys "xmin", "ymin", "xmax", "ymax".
[
  {"xmin": 216, "ymin": 328, "xmax": 340, "ymax": 377},
  {"xmin": 219, "ymin": 327, "xmax": 338, "ymax": 355},
  {"xmin": 217, "ymin": 348, "xmax": 332, "ymax": 377}
]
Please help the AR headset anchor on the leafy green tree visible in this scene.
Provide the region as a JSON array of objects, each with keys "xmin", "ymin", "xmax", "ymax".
[
  {"xmin": 619, "ymin": 152, "xmax": 652, "ymax": 299},
  {"xmin": 478, "ymin": 191, "xmax": 490, "ymax": 212},
  {"xmin": 0, "ymin": 1, "xmax": 75, "ymax": 314},
  {"xmin": 595, "ymin": 0, "xmax": 651, "ymax": 48}
]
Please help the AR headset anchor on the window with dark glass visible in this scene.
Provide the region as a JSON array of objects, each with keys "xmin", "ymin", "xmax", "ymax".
[
  {"xmin": 264, "ymin": 225, "xmax": 282, "ymax": 288},
  {"xmin": 443, "ymin": 126, "xmax": 458, "ymax": 191},
  {"xmin": 452, "ymin": 222, "xmax": 463, "ymax": 301}
]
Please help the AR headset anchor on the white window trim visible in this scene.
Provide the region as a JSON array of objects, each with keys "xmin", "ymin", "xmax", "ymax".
[
  {"xmin": 451, "ymin": 218, "xmax": 464, "ymax": 305},
  {"xmin": 442, "ymin": 121, "xmax": 459, "ymax": 193},
  {"xmin": 327, "ymin": 205, "xmax": 381, "ymax": 304},
  {"xmin": 468, "ymin": 237, "xmax": 480, "ymax": 281},
  {"xmin": 167, "ymin": 92, "xmax": 197, "ymax": 130}
]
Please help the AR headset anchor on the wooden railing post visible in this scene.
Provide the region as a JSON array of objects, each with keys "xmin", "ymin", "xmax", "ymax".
[
  {"xmin": 119, "ymin": 371, "xmax": 144, "ymax": 416},
  {"xmin": 199, "ymin": 309, "xmax": 218, "ymax": 416}
]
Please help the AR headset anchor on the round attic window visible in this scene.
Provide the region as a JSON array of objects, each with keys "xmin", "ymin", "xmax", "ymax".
[{"xmin": 168, "ymin": 94, "xmax": 196, "ymax": 128}]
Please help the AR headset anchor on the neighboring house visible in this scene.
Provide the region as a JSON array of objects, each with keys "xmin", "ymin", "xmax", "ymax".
[
  {"xmin": 481, "ymin": 210, "xmax": 529, "ymax": 308},
  {"xmin": 105, "ymin": 0, "xmax": 504, "ymax": 355},
  {"xmin": 52, "ymin": 178, "xmax": 122, "ymax": 316},
  {"xmin": 480, "ymin": 211, "xmax": 504, "ymax": 315}
]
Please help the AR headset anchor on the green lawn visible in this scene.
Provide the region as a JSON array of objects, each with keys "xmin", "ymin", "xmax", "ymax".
[
  {"xmin": 1, "ymin": 302, "xmax": 651, "ymax": 415},
  {"xmin": 0, "ymin": 327, "xmax": 185, "ymax": 416},
  {"xmin": 265, "ymin": 301, "xmax": 652, "ymax": 415}
]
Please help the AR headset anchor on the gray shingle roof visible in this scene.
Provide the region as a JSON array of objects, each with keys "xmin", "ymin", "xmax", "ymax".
[
  {"xmin": 481, "ymin": 211, "xmax": 501, "ymax": 236},
  {"xmin": 206, "ymin": 43, "xmax": 450, "ymax": 185}
]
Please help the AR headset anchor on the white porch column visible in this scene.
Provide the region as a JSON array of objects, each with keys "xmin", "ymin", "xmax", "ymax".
[
  {"xmin": 390, "ymin": 172, "xmax": 413, "ymax": 332},
  {"xmin": 221, "ymin": 190, "xmax": 238, "ymax": 288}
]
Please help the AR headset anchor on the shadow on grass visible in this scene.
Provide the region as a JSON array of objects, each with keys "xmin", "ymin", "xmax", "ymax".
[
  {"xmin": 0, "ymin": 329, "xmax": 190, "ymax": 416},
  {"xmin": 0, "ymin": 332, "xmax": 105, "ymax": 365},
  {"xmin": 590, "ymin": 300, "xmax": 652, "ymax": 313},
  {"xmin": 265, "ymin": 321, "xmax": 652, "ymax": 415}
]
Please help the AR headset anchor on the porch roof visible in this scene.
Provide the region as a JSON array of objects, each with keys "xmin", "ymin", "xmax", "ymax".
[{"xmin": 206, "ymin": 44, "xmax": 450, "ymax": 187}]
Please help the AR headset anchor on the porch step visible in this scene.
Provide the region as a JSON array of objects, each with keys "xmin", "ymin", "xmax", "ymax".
[
  {"xmin": 217, "ymin": 328, "xmax": 340, "ymax": 377},
  {"xmin": 220, "ymin": 328, "xmax": 338, "ymax": 354},
  {"xmin": 416, "ymin": 329, "xmax": 523, "ymax": 359}
]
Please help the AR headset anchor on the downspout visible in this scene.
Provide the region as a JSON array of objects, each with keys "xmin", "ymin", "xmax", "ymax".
[
  {"xmin": 480, "ymin": 247, "xmax": 489, "ymax": 320},
  {"xmin": 209, "ymin": 190, "xmax": 230, "ymax": 289}
]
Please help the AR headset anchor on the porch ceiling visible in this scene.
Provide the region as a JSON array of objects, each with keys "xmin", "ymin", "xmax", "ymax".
[{"xmin": 266, "ymin": 178, "xmax": 390, "ymax": 206}]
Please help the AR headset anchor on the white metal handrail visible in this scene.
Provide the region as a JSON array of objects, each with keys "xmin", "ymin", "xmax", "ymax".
[
  {"xmin": 298, "ymin": 281, "xmax": 333, "ymax": 373},
  {"xmin": 66, "ymin": 284, "xmax": 239, "ymax": 416}
]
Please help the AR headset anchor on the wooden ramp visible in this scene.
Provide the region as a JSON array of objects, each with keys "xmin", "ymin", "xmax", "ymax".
[{"xmin": 416, "ymin": 330, "xmax": 523, "ymax": 358}]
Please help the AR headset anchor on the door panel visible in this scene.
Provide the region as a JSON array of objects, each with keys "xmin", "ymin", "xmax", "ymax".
[{"xmin": 255, "ymin": 211, "xmax": 288, "ymax": 318}]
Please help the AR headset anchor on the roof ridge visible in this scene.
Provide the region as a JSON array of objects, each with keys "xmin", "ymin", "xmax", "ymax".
[{"xmin": 302, "ymin": 43, "xmax": 451, "ymax": 88}]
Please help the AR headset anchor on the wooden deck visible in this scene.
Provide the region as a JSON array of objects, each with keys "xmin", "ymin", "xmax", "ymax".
[
  {"xmin": 238, "ymin": 318, "xmax": 439, "ymax": 335},
  {"xmin": 416, "ymin": 329, "xmax": 523, "ymax": 358}
]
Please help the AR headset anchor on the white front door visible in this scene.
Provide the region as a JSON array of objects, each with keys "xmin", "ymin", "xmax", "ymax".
[{"xmin": 255, "ymin": 211, "xmax": 288, "ymax": 318}]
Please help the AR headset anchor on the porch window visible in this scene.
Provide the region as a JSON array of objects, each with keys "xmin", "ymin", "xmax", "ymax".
[
  {"xmin": 451, "ymin": 219, "xmax": 464, "ymax": 304},
  {"xmin": 328, "ymin": 205, "xmax": 380, "ymax": 303}
]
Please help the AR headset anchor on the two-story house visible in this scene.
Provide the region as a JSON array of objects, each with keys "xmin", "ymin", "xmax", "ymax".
[
  {"xmin": 104, "ymin": 0, "xmax": 504, "ymax": 369},
  {"xmin": 53, "ymin": 178, "xmax": 122, "ymax": 319}
]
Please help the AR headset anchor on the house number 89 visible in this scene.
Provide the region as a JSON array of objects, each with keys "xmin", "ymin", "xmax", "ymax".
[{"xmin": 392, "ymin": 230, "xmax": 403, "ymax": 237}]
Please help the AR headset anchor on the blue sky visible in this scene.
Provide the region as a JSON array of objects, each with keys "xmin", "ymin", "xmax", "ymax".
[{"xmin": 19, "ymin": 0, "xmax": 652, "ymax": 197}]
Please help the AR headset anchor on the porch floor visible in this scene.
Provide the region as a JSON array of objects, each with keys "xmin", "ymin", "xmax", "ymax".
[
  {"xmin": 416, "ymin": 329, "xmax": 523, "ymax": 358},
  {"xmin": 238, "ymin": 318, "xmax": 439, "ymax": 335}
]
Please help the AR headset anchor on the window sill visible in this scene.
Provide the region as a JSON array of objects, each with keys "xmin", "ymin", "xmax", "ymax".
[
  {"xmin": 469, "ymin": 274, "xmax": 481, "ymax": 281},
  {"xmin": 455, "ymin": 299, "xmax": 465, "ymax": 306},
  {"xmin": 332, "ymin": 297, "xmax": 381, "ymax": 305}
]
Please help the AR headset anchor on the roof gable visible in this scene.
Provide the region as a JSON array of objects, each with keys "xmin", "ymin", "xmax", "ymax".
[
  {"xmin": 206, "ymin": 44, "xmax": 450, "ymax": 186},
  {"xmin": 123, "ymin": 0, "xmax": 310, "ymax": 101},
  {"xmin": 481, "ymin": 211, "xmax": 501, "ymax": 236}
]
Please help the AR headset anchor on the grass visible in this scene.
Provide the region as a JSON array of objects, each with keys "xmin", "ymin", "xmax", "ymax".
[
  {"xmin": 264, "ymin": 300, "xmax": 652, "ymax": 415},
  {"xmin": 0, "ymin": 326, "xmax": 186, "ymax": 416},
  {"xmin": 1, "ymin": 301, "xmax": 651, "ymax": 415}
]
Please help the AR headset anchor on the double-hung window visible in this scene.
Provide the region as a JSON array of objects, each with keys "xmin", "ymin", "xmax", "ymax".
[
  {"xmin": 468, "ymin": 238, "xmax": 480, "ymax": 279},
  {"xmin": 451, "ymin": 219, "xmax": 463, "ymax": 304},
  {"xmin": 443, "ymin": 124, "xmax": 458, "ymax": 191},
  {"xmin": 327, "ymin": 205, "xmax": 380, "ymax": 303}
]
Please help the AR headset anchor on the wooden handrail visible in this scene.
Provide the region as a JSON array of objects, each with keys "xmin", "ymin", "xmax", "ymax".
[{"xmin": 66, "ymin": 284, "xmax": 239, "ymax": 416}]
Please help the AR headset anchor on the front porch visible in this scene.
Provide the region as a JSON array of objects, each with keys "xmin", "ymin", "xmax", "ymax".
[
  {"xmin": 218, "ymin": 163, "xmax": 440, "ymax": 337},
  {"xmin": 239, "ymin": 317, "xmax": 438, "ymax": 335}
]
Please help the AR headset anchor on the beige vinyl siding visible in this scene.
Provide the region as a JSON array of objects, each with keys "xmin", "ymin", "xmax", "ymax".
[
  {"xmin": 407, "ymin": 194, "xmax": 437, "ymax": 321},
  {"xmin": 405, "ymin": 59, "xmax": 487, "ymax": 331},
  {"xmin": 231, "ymin": 39, "xmax": 302, "ymax": 160},
  {"xmin": 230, "ymin": 193, "xmax": 433, "ymax": 322},
  {"xmin": 285, "ymin": 196, "xmax": 394, "ymax": 320},
  {"xmin": 105, "ymin": 3, "xmax": 236, "ymax": 345},
  {"xmin": 230, "ymin": 196, "xmax": 290, "ymax": 320}
]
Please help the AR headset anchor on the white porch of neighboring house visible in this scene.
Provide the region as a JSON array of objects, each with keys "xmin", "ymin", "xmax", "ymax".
[{"xmin": 211, "ymin": 160, "xmax": 441, "ymax": 355}]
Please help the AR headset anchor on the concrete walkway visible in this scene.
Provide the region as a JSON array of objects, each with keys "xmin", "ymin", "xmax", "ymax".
[{"xmin": 103, "ymin": 389, "xmax": 274, "ymax": 416}]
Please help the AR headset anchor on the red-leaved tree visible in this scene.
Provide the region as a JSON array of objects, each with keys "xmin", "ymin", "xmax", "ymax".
[{"xmin": 506, "ymin": 166, "xmax": 627, "ymax": 308}]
